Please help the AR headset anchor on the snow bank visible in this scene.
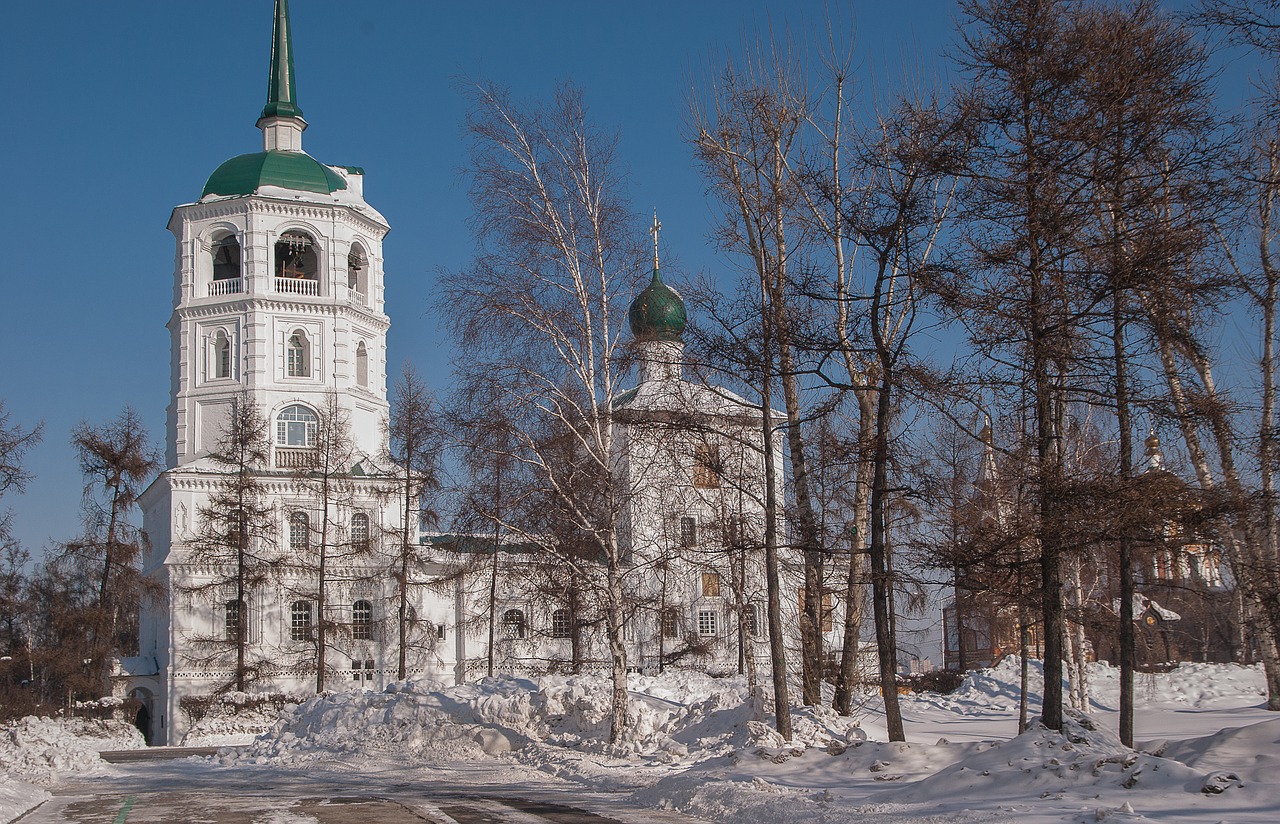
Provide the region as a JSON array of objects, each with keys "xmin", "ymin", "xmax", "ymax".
[
  {"xmin": 0, "ymin": 716, "xmax": 140, "ymax": 786},
  {"xmin": 182, "ymin": 693, "xmax": 303, "ymax": 746},
  {"xmin": 218, "ymin": 661, "xmax": 1278, "ymax": 823},
  {"xmin": 0, "ymin": 778, "xmax": 49, "ymax": 824}
]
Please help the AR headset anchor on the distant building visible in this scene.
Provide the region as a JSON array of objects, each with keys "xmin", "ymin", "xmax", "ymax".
[{"xmin": 942, "ymin": 428, "xmax": 1239, "ymax": 673}]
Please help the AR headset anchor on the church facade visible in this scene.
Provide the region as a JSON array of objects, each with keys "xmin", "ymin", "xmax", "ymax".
[{"xmin": 126, "ymin": 0, "xmax": 785, "ymax": 746}]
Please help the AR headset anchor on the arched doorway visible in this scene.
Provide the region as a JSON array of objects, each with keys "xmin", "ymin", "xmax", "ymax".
[{"xmin": 130, "ymin": 687, "xmax": 155, "ymax": 745}]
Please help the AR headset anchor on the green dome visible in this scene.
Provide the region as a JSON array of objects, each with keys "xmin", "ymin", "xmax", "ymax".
[
  {"xmin": 202, "ymin": 150, "xmax": 346, "ymax": 198},
  {"xmin": 628, "ymin": 269, "xmax": 686, "ymax": 342}
]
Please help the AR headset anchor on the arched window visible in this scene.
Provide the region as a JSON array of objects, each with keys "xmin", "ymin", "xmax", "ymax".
[
  {"xmin": 352, "ymin": 599, "xmax": 373, "ymax": 641},
  {"xmin": 290, "ymin": 600, "xmax": 313, "ymax": 642},
  {"xmin": 276, "ymin": 404, "xmax": 317, "ymax": 446},
  {"xmin": 348, "ymin": 243, "xmax": 368, "ymax": 301},
  {"xmin": 225, "ymin": 599, "xmax": 244, "ymax": 642},
  {"xmin": 351, "ymin": 512, "xmax": 370, "ymax": 550},
  {"xmin": 355, "ymin": 341, "xmax": 369, "ymax": 388},
  {"xmin": 550, "ymin": 608, "xmax": 571, "ymax": 639},
  {"xmin": 502, "ymin": 608, "xmax": 526, "ymax": 640},
  {"xmin": 286, "ymin": 330, "xmax": 310, "ymax": 377},
  {"xmin": 289, "ymin": 512, "xmax": 310, "ymax": 553},
  {"xmin": 213, "ymin": 331, "xmax": 232, "ymax": 380},
  {"xmin": 275, "ymin": 231, "xmax": 318, "ymax": 280},
  {"xmin": 212, "ymin": 234, "xmax": 241, "ymax": 281}
]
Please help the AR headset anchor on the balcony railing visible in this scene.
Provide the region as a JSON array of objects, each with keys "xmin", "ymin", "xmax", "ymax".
[
  {"xmin": 209, "ymin": 278, "xmax": 243, "ymax": 296},
  {"xmin": 276, "ymin": 277, "xmax": 320, "ymax": 297},
  {"xmin": 348, "ymin": 290, "xmax": 367, "ymax": 307},
  {"xmin": 275, "ymin": 447, "xmax": 317, "ymax": 469}
]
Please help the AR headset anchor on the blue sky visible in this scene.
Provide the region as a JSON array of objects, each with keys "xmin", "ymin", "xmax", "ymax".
[
  {"xmin": 0, "ymin": 0, "xmax": 1249, "ymax": 564},
  {"xmin": 0, "ymin": 0, "xmax": 967, "ymax": 556}
]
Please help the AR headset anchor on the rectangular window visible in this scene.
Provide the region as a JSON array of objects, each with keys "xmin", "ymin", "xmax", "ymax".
[
  {"xmin": 550, "ymin": 609, "xmax": 572, "ymax": 639},
  {"xmin": 697, "ymin": 609, "xmax": 718, "ymax": 637},
  {"xmin": 224, "ymin": 600, "xmax": 242, "ymax": 642},
  {"xmin": 747, "ymin": 603, "xmax": 762, "ymax": 637},
  {"xmin": 661, "ymin": 607, "xmax": 681, "ymax": 639},
  {"xmin": 290, "ymin": 601, "xmax": 313, "ymax": 642},
  {"xmin": 702, "ymin": 572, "xmax": 721, "ymax": 597},
  {"xmin": 694, "ymin": 444, "xmax": 721, "ymax": 489},
  {"xmin": 351, "ymin": 659, "xmax": 376, "ymax": 682},
  {"xmin": 680, "ymin": 516, "xmax": 697, "ymax": 547},
  {"xmin": 799, "ymin": 588, "xmax": 834, "ymax": 632}
]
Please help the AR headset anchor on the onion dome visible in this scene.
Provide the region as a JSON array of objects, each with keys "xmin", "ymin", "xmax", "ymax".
[
  {"xmin": 628, "ymin": 269, "xmax": 686, "ymax": 342},
  {"xmin": 202, "ymin": 151, "xmax": 346, "ymax": 198}
]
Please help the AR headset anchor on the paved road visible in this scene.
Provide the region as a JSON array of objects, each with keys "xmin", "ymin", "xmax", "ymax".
[
  {"xmin": 26, "ymin": 791, "xmax": 654, "ymax": 823},
  {"xmin": 21, "ymin": 749, "xmax": 705, "ymax": 824}
]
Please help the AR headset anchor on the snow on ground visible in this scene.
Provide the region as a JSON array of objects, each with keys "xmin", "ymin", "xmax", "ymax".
[
  {"xmin": 0, "ymin": 713, "xmax": 144, "ymax": 820},
  {"xmin": 5, "ymin": 661, "xmax": 1277, "ymax": 823},
  {"xmin": 182, "ymin": 693, "xmax": 303, "ymax": 746}
]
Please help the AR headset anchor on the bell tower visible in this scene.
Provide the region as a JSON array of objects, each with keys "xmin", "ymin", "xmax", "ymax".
[
  {"xmin": 136, "ymin": 0, "xmax": 399, "ymax": 745},
  {"xmin": 163, "ymin": 0, "xmax": 391, "ymax": 467}
]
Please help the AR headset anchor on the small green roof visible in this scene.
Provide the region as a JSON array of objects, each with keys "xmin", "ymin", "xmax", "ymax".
[
  {"xmin": 202, "ymin": 151, "xmax": 346, "ymax": 198},
  {"xmin": 628, "ymin": 269, "xmax": 686, "ymax": 342}
]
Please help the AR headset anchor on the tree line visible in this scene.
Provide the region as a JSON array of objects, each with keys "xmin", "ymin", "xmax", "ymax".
[{"xmin": 4, "ymin": 0, "xmax": 1280, "ymax": 752}]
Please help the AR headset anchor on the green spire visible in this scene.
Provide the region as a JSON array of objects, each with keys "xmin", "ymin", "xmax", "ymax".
[{"xmin": 259, "ymin": 0, "xmax": 304, "ymax": 123}]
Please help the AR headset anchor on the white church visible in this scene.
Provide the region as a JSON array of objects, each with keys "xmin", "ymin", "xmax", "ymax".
[{"xmin": 125, "ymin": 0, "xmax": 787, "ymax": 746}]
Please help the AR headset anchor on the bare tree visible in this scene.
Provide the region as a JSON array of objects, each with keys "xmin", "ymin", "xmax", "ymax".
[
  {"xmin": 65, "ymin": 407, "xmax": 158, "ymax": 693},
  {"xmin": 285, "ymin": 392, "xmax": 368, "ymax": 694},
  {"xmin": 385, "ymin": 365, "xmax": 442, "ymax": 680},
  {"xmin": 949, "ymin": 0, "xmax": 1094, "ymax": 732},
  {"xmin": 444, "ymin": 81, "xmax": 643, "ymax": 742},
  {"xmin": 182, "ymin": 396, "xmax": 280, "ymax": 692}
]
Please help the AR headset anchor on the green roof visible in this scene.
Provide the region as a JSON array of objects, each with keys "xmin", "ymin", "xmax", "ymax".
[
  {"xmin": 202, "ymin": 151, "xmax": 346, "ymax": 198},
  {"xmin": 628, "ymin": 269, "xmax": 686, "ymax": 342}
]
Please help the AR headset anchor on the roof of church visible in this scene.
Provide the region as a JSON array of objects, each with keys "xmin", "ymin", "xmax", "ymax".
[
  {"xmin": 202, "ymin": 151, "xmax": 347, "ymax": 198},
  {"xmin": 201, "ymin": 0, "xmax": 352, "ymax": 200},
  {"xmin": 628, "ymin": 269, "xmax": 686, "ymax": 342}
]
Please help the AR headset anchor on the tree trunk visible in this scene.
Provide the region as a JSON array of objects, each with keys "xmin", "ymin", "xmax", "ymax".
[{"xmin": 834, "ymin": 392, "xmax": 873, "ymax": 715}]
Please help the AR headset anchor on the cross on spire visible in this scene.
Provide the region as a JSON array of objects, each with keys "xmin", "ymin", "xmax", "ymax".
[{"xmin": 650, "ymin": 210, "xmax": 662, "ymax": 271}]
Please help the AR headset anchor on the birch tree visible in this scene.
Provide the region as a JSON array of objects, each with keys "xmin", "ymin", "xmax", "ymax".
[{"xmin": 445, "ymin": 81, "xmax": 643, "ymax": 743}]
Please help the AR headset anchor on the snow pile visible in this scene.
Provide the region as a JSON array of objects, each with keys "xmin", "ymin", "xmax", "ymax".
[
  {"xmin": 230, "ymin": 672, "xmax": 866, "ymax": 770},
  {"xmin": 182, "ymin": 693, "xmax": 303, "ymax": 746},
  {"xmin": 1087, "ymin": 661, "xmax": 1267, "ymax": 710},
  {"xmin": 892, "ymin": 712, "xmax": 1204, "ymax": 805},
  {"xmin": 915, "ymin": 657, "xmax": 1267, "ymax": 716},
  {"xmin": 0, "ymin": 778, "xmax": 49, "ymax": 824},
  {"xmin": 0, "ymin": 716, "xmax": 140, "ymax": 785}
]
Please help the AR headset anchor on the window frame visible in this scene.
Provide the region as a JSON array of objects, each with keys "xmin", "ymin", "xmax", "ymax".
[
  {"xmin": 213, "ymin": 330, "xmax": 232, "ymax": 380},
  {"xmin": 352, "ymin": 599, "xmax": 374, "ymax": 641},
  {"xmin": 290, "ymin": 600, "xmax": 313, "ymax": 642},
  {"xmin": 661, "ymin": 606, "xmax": 681, "ymax": 639},
  {"xmin": 286, "ymin": 330, "xmax": 311, "ymax": 378},
  {"xmin": 697, "ymin": 609, "xmax": 718, "ymax": 637},
  {"xmin": 289, "ymin": 511, "xmax": 310, "ymax": 553},
  {"xmin": 550, "ymin": 608, "xmax": 572, "ymax": 639},
  {"xmin": 224, "ymin": 598, "xmax": 244, "ymax": 642},
  {"xmin": 701, "ymin": 571, "xmax": 721, "ymax": 598},
  {"xmin": 276, "ymin": 405, "xmax": 318, "ymax": 447},
  {"xmin": 502, "ymin": 608, "xmax": 526, "ymax": 640},
  {"xmin": 680, "ymin": 516, "xmax": 697, "ymax": 547},
  {"xmin": 350, "ymin": 512, "xmax": 370, "ymax": 550}
]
